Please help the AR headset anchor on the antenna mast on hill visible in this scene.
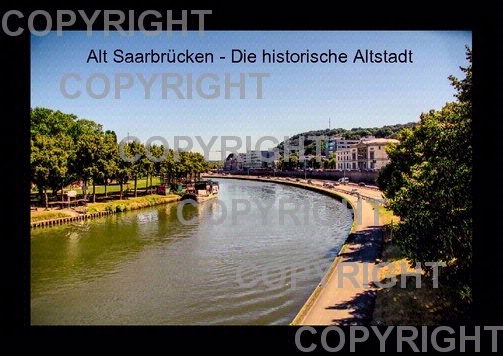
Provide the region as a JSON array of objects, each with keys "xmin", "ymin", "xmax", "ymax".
[{"xmin": 328, "ymin": 117, "xmax": 331, "ymax": 130}]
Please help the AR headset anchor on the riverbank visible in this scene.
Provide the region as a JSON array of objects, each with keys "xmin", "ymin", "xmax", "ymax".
[
  {"xmin": 371, "ymin": 223, "xmax": 469, "ymax": 325},
  {"xmin": 204, "ymin": 174, "xmax": 385, "ymax": 325},
  {"xmin": 30, "ymin": 194, "xmax": 182, "ymax": 228}
]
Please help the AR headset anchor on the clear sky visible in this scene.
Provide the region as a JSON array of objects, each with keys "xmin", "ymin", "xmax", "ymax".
[{"xmin": 31, "ymin": 31, "xmax": 471, "ymax": 160}]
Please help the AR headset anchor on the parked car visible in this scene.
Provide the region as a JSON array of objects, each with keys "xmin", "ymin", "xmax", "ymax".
[
  {"xmin": 295, "ymin": 178, "xmax": 300, "ymax": 182},
  {"xmin": 351, "ymin": 188, "xmax": 359, "ymax": 195},
  {"xmin": 307, "ymin": 179, "xmax": 313, "ymax": 184},
  {"xmin": 334, "ymin": 181, "xmax": 340, "ymax": 186},
  {"xmin": 358, "ymin": 182, "xmax": 366, "ymax": 187}
]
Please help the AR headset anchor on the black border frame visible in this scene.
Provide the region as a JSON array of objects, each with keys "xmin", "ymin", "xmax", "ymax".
[{"xmin": 6, "ymin": 5, "xmax": 502, "ymax": 352}]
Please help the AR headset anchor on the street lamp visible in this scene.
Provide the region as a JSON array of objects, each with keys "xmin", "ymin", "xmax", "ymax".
[{"xmin": 343, "ymin": 154, "xmax": 346, "ymax": 180}]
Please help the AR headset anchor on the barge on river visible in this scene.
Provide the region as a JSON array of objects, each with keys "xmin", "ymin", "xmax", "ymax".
[{"xmin": 181, "ymin": 179, "xmax": 219, "ymax": 203}]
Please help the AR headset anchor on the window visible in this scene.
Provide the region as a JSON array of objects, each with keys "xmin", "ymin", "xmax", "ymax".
[{"xmin": 378, "ymin": 146, "xmax": 381, "ymax": 150}]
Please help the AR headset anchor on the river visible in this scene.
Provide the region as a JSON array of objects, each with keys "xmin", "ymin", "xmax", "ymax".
[{"xmin": 31, "ymin": 178, "xmax": 353, "ymax": 325}]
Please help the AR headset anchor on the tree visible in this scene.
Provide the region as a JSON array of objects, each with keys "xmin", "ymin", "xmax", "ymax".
[
  {"xmin": 31, "ymin": 107, "xmax": 76, "ymax": 139},
  {"xmin": 114, "ymin": 141, "xmax": 134, "ymax": 200},
  {"xmin": 127, "ymin": 141, "xmax": 146, "ymax": 198},
  {"xmin": 91, "ymin": 131, "xmax": 118, "ymax": 201},
  {"xmin": 159, "ymin": 149, "xmax": 175, "ymax": 185},
  {"xmin": 173, "ymin": 150, "xmax": 189, "ymax": 183},
  {"xmin": 180, "ymin": 151, "xmax": 193, "ymax": 182},
  {"xmin": 448, "ymin": 46, "xmax": 472, "ymax": 104},
  {"xmin": 278, "ymin": 153, "xmax": 298, "ymax": 170},
  {"xmin": 276, "ymin": 122, "xmax": 417, "ymax": 152},
  {"xmin": 145, "ymin": 143, "xmax": 164, "ymax": 194},
  {"xmin": 377, "ymin": 46, "xmax": 472, "ymax": 304},
  {"xmin": 31, "ymin": 133, "xmax": 74, "ymax": 202},
  {"xmin": 29, "ymin": 107, "xmax": 214, "ymax": 202},
  {"xmin": 327, "ymin": 153, "xmax": 337, "ymax": 169},
  {"xmin": 71, "ymin": 122, "xmax": 103, "ymax": 200},
  {"xmin": 191, "ymin": 152, "xmax": 209, "ymax": 181},
  {"xmin": 31, "ymin": 107, "xmax": 78, "ymax": 201},
  {"xmin": 309, "ymin": 156, "xmax": 321, "ymax": 170}
]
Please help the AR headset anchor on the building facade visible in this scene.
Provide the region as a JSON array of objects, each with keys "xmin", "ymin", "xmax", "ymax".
[
  {"xmin": 224, "ymin": 153, "xmax": 246, "ymax": 170},
  {"xmin": 325, "ymin": 136, "xmax": 374, "ymax": 156},
  {"xmin": 243, "ymin": 150, "xmax": 277, "ymax": 169},
  {"xmin": 356, "ymin": 138, "xmax": 399, "ymax": 170},
  {"xmin": 336, "ymin": 147, "xmax": 358, "ymax": 170},
  {"xmin": 225, "ymin": 150, "xmax": 277, "ymax": 170},
  {"xmin": 335, "ymin": 138, "xmax": 398, "ymax": 170}
]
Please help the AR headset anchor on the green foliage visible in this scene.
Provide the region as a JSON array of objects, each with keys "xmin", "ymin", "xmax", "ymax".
[
  {"xmin": 208, "ymin": 160, "xmax": 224, "ymax": 169},
  {"xmin": 276, "ymin": 122, "xmax": 417, "ymax": 156},
  {"xmin": 115, "ymin": 204, "xmax": 125, "ymax": 212},
  {"xmin": 448, "ymin": 46, "xmax": 472, "ymax": 104},
  {"xmin": 85, "ymin": 195, "xmax": 180, "ymax": 214},
  {"xmin": 30, "ymin": 211, "xmax": 72, "ymax": 223},
  {"xmin": 30, "ymin": 107, "xmax": 77, "ymax": 138},
  {"xmin": 277, "ymin": 153, "xmax": 299, "ymax": 170},
  {"xmin": 327, "ymin": 153, "xmax": 336, "ymax": 169},
  {"xmin": 31, "ymin": 133, "xmax": 74, "ymax": 195},
  {"xmin": 94, "ymin": 132, "xmax": 119, "ymax": 187},
  {"xmin": 30, "ymin": 108, "xmax": 80, "ymax": 196},
  {"xmin": 31, "ymin": 107, "xmax": 212, "ymax": 201},
  {"xmin": 377, "ymin": 47, "xmax": 472, "ymax": 305}
]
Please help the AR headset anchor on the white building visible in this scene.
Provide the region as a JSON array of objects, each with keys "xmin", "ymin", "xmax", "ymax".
[
  {"xmin": 336, "ymin": 147, "xmax": 358, "ymax": 170},
  {"xmin": 357, "ymin": 138, "xmax": 399, "ymax": 170},
  {"xmin": 325, "ymin": 136, "xmax": 374, "ymax": 156},
  {"xmin": 335, "ymin": 138, "xmax": 398, "ymax": 170},
  {"xmin": 243, "ymin": 150, "xmax": 277, "ymax": 169}
]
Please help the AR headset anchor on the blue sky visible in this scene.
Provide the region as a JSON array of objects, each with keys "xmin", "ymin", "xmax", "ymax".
[{"xmin": 31, "ymin": 31, "xmax": 471, "ymax": 160}]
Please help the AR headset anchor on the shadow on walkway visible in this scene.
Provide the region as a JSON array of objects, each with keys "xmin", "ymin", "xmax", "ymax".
[
  {"xmin": 324, "ymin": 226, "xmax": 383, "ymax": 326},
  {"xmin": 326, "ymin": 288, "xmax": 378, "ymax": 326},
  {"xmin": 337, "ymin": 226, "xmax": 383, "ymax": 263}
]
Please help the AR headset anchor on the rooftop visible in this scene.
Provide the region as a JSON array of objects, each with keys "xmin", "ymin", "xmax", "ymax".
[{"xmin": 359, "ymin": 138, "xmax": 399, "ymax": 145}]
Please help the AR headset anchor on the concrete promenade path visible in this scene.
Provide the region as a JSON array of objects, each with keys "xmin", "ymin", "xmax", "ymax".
[{"xmin": 294, "ymin": 190, "xmax": 383, "ymax": 325}]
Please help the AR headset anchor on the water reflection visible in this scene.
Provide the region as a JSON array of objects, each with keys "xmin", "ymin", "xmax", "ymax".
[{"xmin": 31, "ymin": 179, "xmax": 353, "ymax": 325}]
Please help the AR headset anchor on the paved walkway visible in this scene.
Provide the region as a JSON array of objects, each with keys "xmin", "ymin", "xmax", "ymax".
[{"xmin": 295, "ymin": 191, "xmax": 383, "ymax": 325}]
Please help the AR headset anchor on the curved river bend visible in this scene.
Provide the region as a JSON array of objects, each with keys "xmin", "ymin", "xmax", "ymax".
[{"xmin": 31, "ymin": 179, "xmax": 353, "ymax": 325}]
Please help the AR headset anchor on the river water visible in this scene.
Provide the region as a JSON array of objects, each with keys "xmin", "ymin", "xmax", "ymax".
[{"xmin": 31, "ymin": 179, "xmax": 353, "ymax": 325}]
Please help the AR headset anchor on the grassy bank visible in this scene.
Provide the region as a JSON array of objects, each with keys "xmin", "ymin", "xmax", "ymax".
[
  {"xmin": 379, "ymin": 205, "xmax": 399, "ymax": 225},
  {"xmin": 30, "ymin": 194, "xmax": 181, "ymax": 225},
  {"xmin": 372, "ymin": 208, "xmax": 467, "ymax": 325},
  {"xmin": 86, "ymin": 194, "xmax": 181, "ymax": 213},
  {"xmin": 31, "ymin": 176, "xmax": 163, "ymax": 196},
  {"xmin": 30, "ymin": 211, "xmax": 74, "ymax": 223}
]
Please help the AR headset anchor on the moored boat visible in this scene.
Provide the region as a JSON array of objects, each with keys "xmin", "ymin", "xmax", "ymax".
[{"xmin": 181, "ymin": 179, "xmax": 219, "ymax": 203}]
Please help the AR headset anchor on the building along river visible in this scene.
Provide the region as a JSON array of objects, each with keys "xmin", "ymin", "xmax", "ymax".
[{"xmin": 31, "ymin": 179, "xmax": 353, "ymax": 325}]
